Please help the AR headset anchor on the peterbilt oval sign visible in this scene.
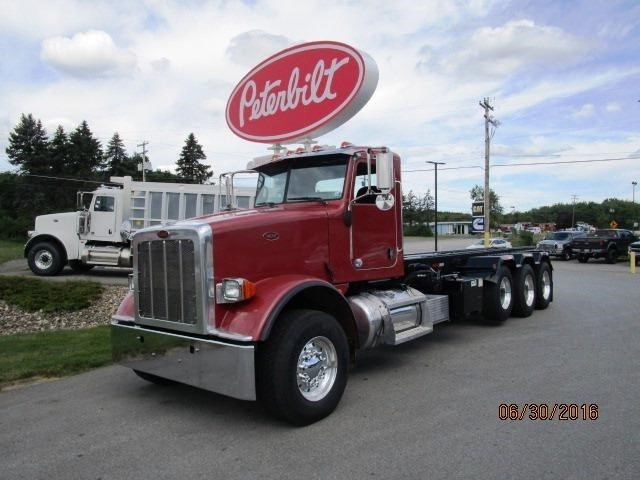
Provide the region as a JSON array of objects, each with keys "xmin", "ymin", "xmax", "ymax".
[{"xmin": 225, "ymin": 41, "xmax": 379, "ymax": 144}]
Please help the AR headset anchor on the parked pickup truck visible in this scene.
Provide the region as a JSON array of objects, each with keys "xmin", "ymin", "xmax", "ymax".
[
  {"xmin": 536, "ymin": 230, "xmax": 586, "ymax": 261},
  {"xmin": 571, "ymin": 229, "xmax": 638, "ymax": 264}
]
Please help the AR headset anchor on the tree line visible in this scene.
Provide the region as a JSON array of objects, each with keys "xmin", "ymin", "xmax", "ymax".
[
  {"xmin": 0, "ymin": 113, "xmax": 214, "ymax": 239},
  {"xmin": 5, "ymin": 113, "xmax": 212, "ymax": 183}
]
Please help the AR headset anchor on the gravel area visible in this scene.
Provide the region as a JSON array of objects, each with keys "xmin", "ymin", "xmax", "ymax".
[{"xmin": 0, "ymin": 286, "xmax": 128, "ymax": 336}]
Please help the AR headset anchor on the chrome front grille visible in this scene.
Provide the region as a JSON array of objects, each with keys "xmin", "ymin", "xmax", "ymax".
[{"xmin": 137, "ymin": 239, "xmax": 197, "ymax": 324}]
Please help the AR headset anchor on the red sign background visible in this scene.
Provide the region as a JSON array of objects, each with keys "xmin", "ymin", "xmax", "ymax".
[{"xmin": 226, "ymin": 41, "xmax": 378, "ymax": 144}]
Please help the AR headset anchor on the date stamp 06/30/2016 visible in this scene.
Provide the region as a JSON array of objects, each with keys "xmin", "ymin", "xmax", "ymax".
[{"xmin": 499, "ymin": 403, "xmax": 599, "ymax": 421}]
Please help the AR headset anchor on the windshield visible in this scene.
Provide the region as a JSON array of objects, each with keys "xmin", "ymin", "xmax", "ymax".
[
  {"xmin": 255, "ymin": 155, "xmax": 348, "ymax": 206},
  {"xmin": 548, "ymin": 232, "xmax": 570, "ymax": 240}
]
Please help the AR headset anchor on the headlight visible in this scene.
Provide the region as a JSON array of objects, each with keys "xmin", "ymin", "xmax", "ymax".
[{"xmin": 216, "ymin": 278, "xmax": 256, "ymax": 303}]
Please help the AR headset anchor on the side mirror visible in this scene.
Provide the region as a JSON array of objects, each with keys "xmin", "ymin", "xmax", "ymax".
[{"xmin": 376, "ymin": 152, "xmax": 394, "ymax": 193}]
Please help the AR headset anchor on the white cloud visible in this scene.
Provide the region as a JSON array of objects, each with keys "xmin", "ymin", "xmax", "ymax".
[
  {"xmin": 573, "ymin": 103, "xmax": 595, "ymax": 118},
  {"xmin": 225, "ymin": 30, "xmax": 295, "ymax": 66},
  {"xmin": 41, "ymin": 30, "xmax": 136, "ymax": 77},
  {"xmin": 428, "ymin": 19, "xmax": 592, "ymax": 78},
  {"xmin": 605, "ymin": 102, "xmax": 621, "ymax": 112}
]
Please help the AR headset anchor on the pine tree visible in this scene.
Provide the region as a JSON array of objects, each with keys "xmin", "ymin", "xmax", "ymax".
[
  {"xmin": 105, "ymin": 132, "xmax": 137, "ymax": 177},
  {"xmin": 68, "ymin": 120, "xmax": 104, "ymax": 178},
  {"xmin": 49, "ymin": 125, "xmax": 70, "ymax": 175},
  {"xmin": 5, "ymin": 113, "xmax": 50, "ymax": 175},
  {"xmin": 176, "ymin": 133, "xmax": 212, "ymax": 184}
]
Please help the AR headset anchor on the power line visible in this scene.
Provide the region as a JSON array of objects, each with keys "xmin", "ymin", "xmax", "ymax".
[
  {"xmin": 403, "ymin": 155, "xmax": 640, "ymax": 173},
  {"xmin": 17, "ymin": 174, "xmax": 108, "ymax": 184},
  {"xmin": 491, "ymin": 155, "xmax": 640, "ymax": 167}
]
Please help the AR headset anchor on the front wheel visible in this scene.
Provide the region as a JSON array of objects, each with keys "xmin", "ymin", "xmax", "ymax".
[
  {"xmin": 27, "ymin": 242, "xmax": 64, "ymax": 276},
  {"xmin": 257, "ymin": 309, "xmax": 349, "ymax": 426},
  {"xmin": 483, "ymin": 266, "xmax": 514, "ymax": 323},
  {"xmin": 561, "ymin": 249, "xmax": 571, "ymax": 261}
]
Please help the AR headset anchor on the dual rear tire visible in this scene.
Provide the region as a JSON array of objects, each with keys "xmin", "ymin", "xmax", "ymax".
[{"xmin": 483, "ymin": 262, "xmax": 552, "ymax": 323}]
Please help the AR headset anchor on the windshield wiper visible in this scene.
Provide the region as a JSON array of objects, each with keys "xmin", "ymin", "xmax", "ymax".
[{"xmin": 287, "ymin": 196, "xmax": 324, "ymax": 202}]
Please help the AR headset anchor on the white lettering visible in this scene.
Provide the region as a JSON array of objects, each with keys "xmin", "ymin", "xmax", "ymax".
[
  {"xmin": 239, "ymin": 56, "xmax": 351, "ymax": 125},
  {"xmin": 239, "ymin": 81, "xmax": 256, "ymax": 127}
]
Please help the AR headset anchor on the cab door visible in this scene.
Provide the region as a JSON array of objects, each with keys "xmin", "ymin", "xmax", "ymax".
[
  {"xmin": 350, "ymin": 160, "xmax": 399, "ymax": 271},
  {"xmin": 89, "ymin": 195, "xmax": 117, "ymax": 240}
]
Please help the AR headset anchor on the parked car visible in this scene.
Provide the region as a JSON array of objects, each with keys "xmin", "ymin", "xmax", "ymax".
[
  {"xmin": 465, "ymin": 238, "xmax": 512, "ymax": 249},
  {"xmin": 536, "ymin": 230, "xmax": 586, "ymax": 261}
]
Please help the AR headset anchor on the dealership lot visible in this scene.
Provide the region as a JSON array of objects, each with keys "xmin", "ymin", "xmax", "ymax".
[{"xmin": 1, "ymin": 250, "xmax": 639, "ymax": 479}]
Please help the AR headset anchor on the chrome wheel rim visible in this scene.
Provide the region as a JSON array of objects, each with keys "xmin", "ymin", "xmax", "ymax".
[
  {"xmin": 34, "ymin": 250, "xmax": 53, "ymax": 270},
  {"xmin": 523, "ymin": 274, "xmax": 535, "ymax": 307},
  {"xmin": 541, "ymin": 270, "xmax": 551, "ymax": 300},
  {"xmin": 297, "ymin": 336, "xmax": 338, "ymax": 402},
  {"xmin": 499, "ymin": 276, "xmax": 512, "ymax": 310}
]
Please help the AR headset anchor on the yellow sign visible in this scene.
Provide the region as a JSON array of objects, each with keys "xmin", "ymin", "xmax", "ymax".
[{"xmin": 610, "ymin": 220, "xmax": 618, "ymax": 229}]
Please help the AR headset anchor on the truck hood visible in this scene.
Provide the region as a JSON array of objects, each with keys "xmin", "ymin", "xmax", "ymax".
[
  {"xmin": 196, "ymin": 204, "xmax": 331, "ymax": 283},
  {"xmin": 35, "ymin": 211, "xmax": 79, "ymax": 232}
]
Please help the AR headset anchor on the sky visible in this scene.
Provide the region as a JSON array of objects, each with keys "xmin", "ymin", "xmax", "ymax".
[{"xmin": 1, "ymin": 0, "xmax": 639, "ymax": 213}]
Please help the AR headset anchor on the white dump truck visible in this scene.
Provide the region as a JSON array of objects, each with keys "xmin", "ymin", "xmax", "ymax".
[{"xmin": 25, "ymin": 176, "xmax": 255, "ymax": 275}]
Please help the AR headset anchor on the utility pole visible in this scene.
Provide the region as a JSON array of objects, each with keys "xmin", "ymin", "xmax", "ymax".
[
  {"xmin": 633, "ymin": 181, "xmax": 638, "ymax": 230},
  {"xmin": 479, "ymin": 98, "xmax": 498, "ymax": 247},
  {"xmin": 427, "ymin": 161, "xmax": 446, "ymax": 251},
  {"xmin": 137, "ymin": 141, "xmax": 149, "ymax": 182},
  {"xmin": 571, "ymin": 194, "xmax": 579, "ymax": 229}
]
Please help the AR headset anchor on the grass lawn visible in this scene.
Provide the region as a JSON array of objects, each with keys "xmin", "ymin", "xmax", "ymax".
[
  {"xmin": 0, "ymin": 239, "xmax": 23, "ymax": 265},
  {"xmin": 0, "ymin": 326, "xmax": 112, "ymax": 388},
  {"xmin": 0, "ymin": 276, "xmax": 103, "ymax": 312}
]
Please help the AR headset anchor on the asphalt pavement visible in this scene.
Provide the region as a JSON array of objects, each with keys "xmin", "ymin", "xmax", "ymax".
[{"xmin": 1, "ymin": 248, "xmax": 639, "ymax": 479}]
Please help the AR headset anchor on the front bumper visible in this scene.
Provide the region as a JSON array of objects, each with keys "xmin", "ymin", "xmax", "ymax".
[{"xmin": 111, "ymin": 319, "xmax": 256, "ymax": 401}]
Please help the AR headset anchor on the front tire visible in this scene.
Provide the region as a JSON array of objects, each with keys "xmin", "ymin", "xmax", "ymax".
[
  {"xmin": 483, "ymin": 266, "xmax": 514, "ymax": 323},
  {"xmin": 513, "ymin": 264, "xmax": 536, "ymax": 317},
  {"xmin": 257, "ymin": 309, "xmax": 349, "ymax": 426},
  {"xmin": 561, "ymin": 249, "xmax": 571, "ymax": 261},
  {"xmin": 27, "ymin": 242, "xmax": 64, "ymax": 276}
]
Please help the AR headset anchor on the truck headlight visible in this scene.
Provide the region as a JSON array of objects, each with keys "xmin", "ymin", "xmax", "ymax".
[{"xmin": 216, "ymin": 278, "xmax": 256, "ymax": 303}]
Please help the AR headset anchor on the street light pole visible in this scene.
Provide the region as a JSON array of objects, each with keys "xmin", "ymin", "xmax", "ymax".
[{"xmin": 427, "ymin": 161, "xmax": 446, "ymax": 251}]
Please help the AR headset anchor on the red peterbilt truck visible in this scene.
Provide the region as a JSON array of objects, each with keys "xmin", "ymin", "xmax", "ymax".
[{"xmin": 111, "ymin": 144, "xmax": 553, "ymax": 425}]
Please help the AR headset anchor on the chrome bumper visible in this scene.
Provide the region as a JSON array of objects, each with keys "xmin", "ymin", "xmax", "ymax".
[{"xmin": 111, "ymin": 320, "xmax": 256, "ymax": 401}]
